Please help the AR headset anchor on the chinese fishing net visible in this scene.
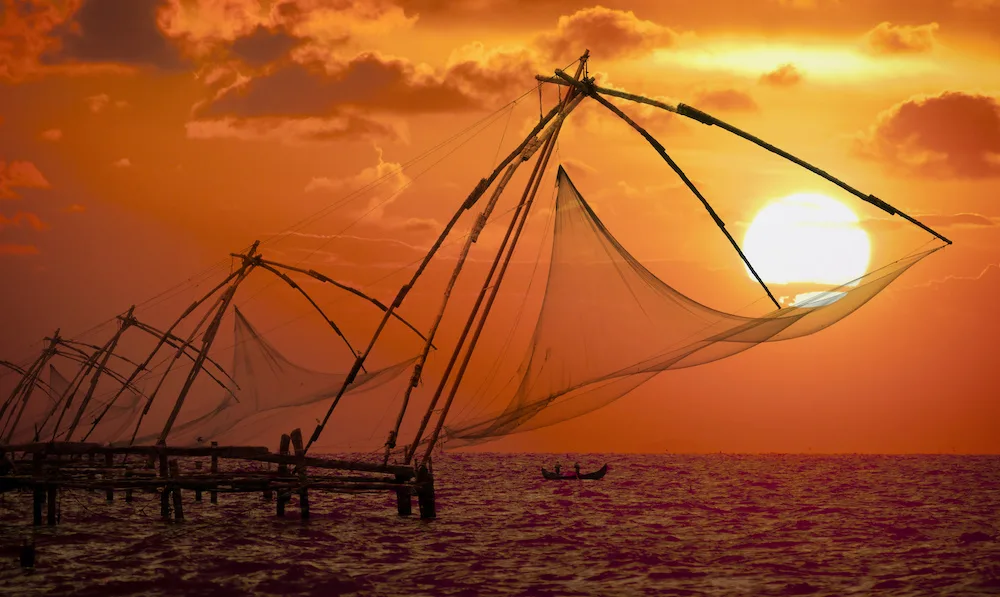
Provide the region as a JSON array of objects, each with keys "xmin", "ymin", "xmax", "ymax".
[
  {"xmin": 440, "ymin": 167, "xmax": 940, "ymax": 447},
  {"xmin": 138, "ymin": 307, "xmax": 416, "ymax": 447}
]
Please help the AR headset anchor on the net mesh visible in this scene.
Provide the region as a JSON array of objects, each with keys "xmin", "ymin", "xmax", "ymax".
[
  {"xmin": 148, "ymin": 307, "xmax": 416, "ymax": 446},
  {"xmin": 441, "ymin": 167, "xmax": 938, "ymax": 446}
]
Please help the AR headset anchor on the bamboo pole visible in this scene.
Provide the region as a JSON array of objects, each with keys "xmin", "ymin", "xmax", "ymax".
[
  {"xmin": 125, "ymin": 268, "xmax": 244, "ymax": 447},
  {"xmin": 66, "ymin": 307, "xmax": 136, "ymax": 441},
  {"xmin": 210, "ymin": 441, "xmax": 219, "ymax": 504},
  {"xmin": 48, "ymin": 338, "xmax": 114, "ymax": 442},
  {"xmin": 405, "ymin": 54, "xmax": 590, "ymax": 463},
  {"xmin": 419, "ymin": 114, "xmax": 565, "ymax": 465},
  {"xmin": 0, "ymin": 348, "xmax": 50, "ymax": 428},
  {"xmin": 540, "ymin": 73, "xmax": 951, "ymax": 245},
  {"xmin": 170, "ymin": 460, "xmax": 183, "ymax": 521},
  {"xmin": 302, "ymin": 92, "xmax": 573, "ymax": 455},
  {"xmin": 254, "ymin": 263, "xmax": 364, "ymax": 372},
  {"xmin": 277, "ymin": 433, "xmax": 289, "ymax": 517},
  {"xmin": 258, "ymin": 258, "xmax": 433, "ymax": 346},
  {"xmin": 549, "ymin": 72, "xmax": 781, "ymax": 309},
  {"xmin": 290, "ymin": 428, "xmax": 308, "ymax": 520},
  {"xmin": 4, "ymin": 332, "xmax": 60, "ymax": 443},
  {"xmin": 392, "ymin": 64, "xmax": 589, "ymax": 463},
  {"xmin": 157, "ymin": 243, "xmax": 260, "ymax": 445}
]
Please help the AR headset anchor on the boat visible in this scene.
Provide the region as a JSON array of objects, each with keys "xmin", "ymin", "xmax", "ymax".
[{"xmin": 542, "ymin": 464, "xmax": 608, "ymax": 480}]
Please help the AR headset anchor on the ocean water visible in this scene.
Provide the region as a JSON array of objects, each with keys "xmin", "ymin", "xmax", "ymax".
[{"xmin": 1, "ymin": 453, "xmax": 998, "ymax": 596}]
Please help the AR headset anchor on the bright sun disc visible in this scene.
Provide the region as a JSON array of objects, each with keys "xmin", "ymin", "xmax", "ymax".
[{"xmin": 743, "ymin": 193, "xmax": 871, "ymax": 287}]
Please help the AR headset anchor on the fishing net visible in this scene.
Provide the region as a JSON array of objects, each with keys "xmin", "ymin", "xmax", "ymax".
[
  {"xmin": 147, "ymin": 307, "xmax": 416, "ymax": 446},
  {"xmin": 441, "ymin": 167, "xmax": 940, "ymax": 446}
]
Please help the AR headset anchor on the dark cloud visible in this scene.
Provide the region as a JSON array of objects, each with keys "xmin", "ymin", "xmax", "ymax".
[
  {"xmin": 693, "ymin": 88, "xmax": 758, "ymax": 112},
  {"xmin": 855, "ymin": 92, "xmax": 1000, "ymax": 179},
  {"xmin": 229, "ymin": 25, "xmax": 305, "ymax": 67},
  {"xmin": 44, "ymin": 0, "xmax": 186, "ymax": 69},
  {"xmin": 535, "ymin": 6, "xmax": 677, "ymax": 62},
  {"xmin": 863, "ymin": 21, "xmax": 939, "ymax": 55},
  {"xmin": 759, "ymin": 63, "xmax": 802, "ymax": 87}
]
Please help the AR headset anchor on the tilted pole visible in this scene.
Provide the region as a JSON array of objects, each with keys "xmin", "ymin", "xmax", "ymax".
[
  {"xmin": 301, "ymin": 62, "xmax": 586, "ymax": 456},
  {"xmin": 384, "ymin": 53, "xmax": 592, "ymax": 464},
  {"xmin": 2, "ymin": 331, "xmax": 60, "ymax": 443},
  {"xmin": 0, "ymin": 349, "xmax": 49, "ymax": 431},
  {"xmin": 553, "ymin": 70, "xmax": 780, "ymax": 309},
  {"xmin": 126, "ymin": 269, "xmax": 244, "ymax": 445},
  {"xmin": 418, "ymin": 112, "xmax": 566, "ymax": 465},
  {"xmin": 157, "ymin": 242, "xmax": 260, "ymax": 444},
  {"xmin": 64, "ymin": 306, "xmax": 136, "ymax": 441},
  {"xmin": 539, "ymin": 74, "xmax": 951, "ymax": 245},
  {"xmin": 47, "ymin": 336, "xmax": 116, "ymax": 442}
]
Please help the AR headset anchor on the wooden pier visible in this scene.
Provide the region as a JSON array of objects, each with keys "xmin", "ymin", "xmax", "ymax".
[{"xmin": 0, "ymin": 429, "xmax": 436, "ymax": 526}]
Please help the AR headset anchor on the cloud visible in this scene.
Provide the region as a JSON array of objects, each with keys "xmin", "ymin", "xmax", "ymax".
[
  {"xmin": 196, "ymin": 54, "xmax": 475, "ymax": 118},
  {"xmin": 854, "ymin": 92, "xmax": 1000, "ymax": 178},
  {"xmin": 306, "ymin": 145, "xmax": 413, "ymax": 223},
  {"xmin": 86, "ymin": 93, "xmax": 110, "ymax": 113},
  {"xmin": 863, "ymin": 22, "xmax": 939, "ymax": 55},
  {"xmin": 536, "ymin": 7, "xmax": 677, "ymax": 62},
  {"xmin": 0, "ymin": 243, "xmax": 39, "ymax": 255},
  {"xmin": 759, "ymin": 63, "xmax": 802, "ymax": 87},
  {"xmin": 863, "ymin": 212, "xmax": 998, "ymax": 233},
  {"xmin": 40, "ymin": 128, "xmax": 62, "ymax": 141},
  {"xmin": 185, "ymin": 114, "xmax": 405, "ymax": 144},
  {"xmin": 0, "ymin": 160, "xmax": 51, "ymax": 198},
  {"xmin": 229, "ymin": 25, "xmax": 304, "ymax": 67},
  {"xmin": 0, "ymin": 211, "xmax": 50, "ymax": 231},
  {"xmin": 44, "ymin": 0, "xmax": 187, "ymax": 69},
  {"xmin": 112, "ymin": 158, "xmax": 131, "ymax": 168},
  {"xmin": 0, "ymin": 0, "xmax": 76, "ymax": 81},
  {"xmin": 561, "ymin": 157, "xmax": 597, "ymax": 178},
  {"xmin": 693, "ymin": 88, "xmax": 758, "ymax": 112}
]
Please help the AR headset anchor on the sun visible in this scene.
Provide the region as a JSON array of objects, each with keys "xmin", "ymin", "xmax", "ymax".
[{"xmin": 743, "ymin": 193, "xmax": 871, "ymax": 288}]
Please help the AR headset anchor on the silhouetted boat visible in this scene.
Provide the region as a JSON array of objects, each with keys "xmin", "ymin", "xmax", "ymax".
[{"xmin": 542, "ymin": 464, "xmax": 608, "ymax": 480}]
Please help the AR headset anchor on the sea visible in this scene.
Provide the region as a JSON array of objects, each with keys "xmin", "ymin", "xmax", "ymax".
[{"xmin": 1, "ymin": 453, "xmax": 998, "ymax": 596}]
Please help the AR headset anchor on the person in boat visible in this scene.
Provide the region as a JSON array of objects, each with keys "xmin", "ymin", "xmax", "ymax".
[
  {"xmin": 574, "ymin": 462, "xmax": 581, "ymax": 477},
  {"xmin": 554, "ymin": 463, "xmax": 562, "ymax": 476}
]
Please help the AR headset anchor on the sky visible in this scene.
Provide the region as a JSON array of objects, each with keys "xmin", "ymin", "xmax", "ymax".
[{"xmin": 1, "ymin": 0, "xmax": 998, "ymax": 454}]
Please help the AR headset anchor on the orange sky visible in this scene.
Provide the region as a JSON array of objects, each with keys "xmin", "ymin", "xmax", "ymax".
[{"xmin": 1, "ymin": 0, "xmax": 999, "ymax": 454}]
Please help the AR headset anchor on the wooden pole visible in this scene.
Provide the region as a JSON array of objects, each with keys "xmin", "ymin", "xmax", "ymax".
[
  {"xmin": 124, "ymin": 268, "xmax": 243, "ymax": 446},
  {"xmin": 405, "ymin": 52, "xmax": 589, "ymax": 464},
  {"xmin": 419, "ymin": 117, "xmax": 564, "ymax": 464},
  {"xmin": 290, "ymin": 428, "xmax": 308, "ymax": 520},
  {"xmin": 169, "ymin": 460, "xmax": 183, "ymax": 522},
  {"xmin": 303, "ymin": 97, "xmax": 572, "ymax": 456},
  {"xmin": 33, "ymin": 485, "xmax": 44, "ymax": 526},
  {"xmin": 104, "ymin": 452, "xmax": 114, "ymax": 502},
  {"xmin": 159, "ymin": 453, "xmax": 170, "ymax": 520},
  {"xmin": 210, "ymin": 441, "xmax": 219, "ymax": 504},
  {"xmin": 194, "ymin": 460, "xmax": 203, "ymax": 502},
  {"xmin": 4, "ymin": 332, "xmax": 60, "ymax": 443},
  {"xmin": 395, "ymin": 473, "xmax": 412, "ymax": 516},
  {"xmin": 65, "ymin": 306, "xmax": 136, "ymax": 441},
  {"xmin": 277, "ymin": 434, "xmax": 289, "ymax": 517},
  {"xmin": 158, "ymin": 243, "xmax": 260, "ymax": 445}
]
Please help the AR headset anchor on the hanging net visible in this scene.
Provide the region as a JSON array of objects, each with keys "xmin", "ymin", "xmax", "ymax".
[
  {"xmin": 441, "ymin": 167, "xmax": 940, "ymax": 446},
  {"xmin": 144, "ymin": 307, "xmax": 417, "ymax": 446}
]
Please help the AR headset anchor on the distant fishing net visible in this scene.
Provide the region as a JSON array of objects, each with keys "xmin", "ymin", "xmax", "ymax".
[
  {"xmin": 145, "ymin": 308, "xmax": 416, "ymax": 446},
  {"xmin": 443, "ymin": 168, "xmax": 938, "ymax": 446}
]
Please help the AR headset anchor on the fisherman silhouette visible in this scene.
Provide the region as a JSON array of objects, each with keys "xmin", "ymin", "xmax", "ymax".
[
  {"xmin": 574, "ymin": 463, "xmax": 581, "ymax": 478},
  {"xmin": 554, "ymin": 463, "xmax": 562, "ymax": 475}
]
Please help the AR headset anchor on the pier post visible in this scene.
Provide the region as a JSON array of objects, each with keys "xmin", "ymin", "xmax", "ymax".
[
  {"xmin": 124, "ymin": 471, "xmax": 133, "ymax": 503},
  {"xmin": 290, "ymin": 428, "xmax": 309, "ymax": 520},
  {"xmin": 416, "ymin": 465, "xmax": 435, "ymax": 520},
  {"xmin": 46, "ymin": 484, "xmax": 57, "ymax": 526},
  {"xmin": 210, "ymin": 441, "xmax": 219, "ymax": 504},
  {"xmin": 32, "ymin": 485, "xmax": 44, "ymax": 526},
  {"xmin": 395, "ymin": 474, "xmax": 412, "ymax": 517},
  {"xmin": 277, "ymin": 433, "xmax": 290, "ymax": 517},
  {"xmin": 169, "ymin": 460, "xmax": 184, "ymax": 522},
  {"xmin": 194, "ymin": 461, "xmax": 203, "ymax": 502},
  {"xmin": 159, "ymin": 453, "xmax": 170, "ymax": 520},
  {"xmin": 104, "ymin": 452, "xmax": 114, "ymax": 502}
]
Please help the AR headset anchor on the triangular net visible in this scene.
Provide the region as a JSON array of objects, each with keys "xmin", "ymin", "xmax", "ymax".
[
  {"xmin": 155, "ymin": 308, "xmax": 416, "ymax": 446},
  {"xmin": 443, "ymin": 167, "xmax": 938, "ymax": 446}
]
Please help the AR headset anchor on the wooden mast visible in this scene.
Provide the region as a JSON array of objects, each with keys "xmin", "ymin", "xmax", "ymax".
[
  {"xmin": 404, "ymin": 52, "xmax": 591, "ymax": 464},
  {"xmin": 301, "ymin": 69, "xmax": 583, "ymax": 455},
  {"xmin": 2, "ymin": 331, "xmax": 60, "ymax": 443},
  {"xmin": 157, "ymin": 242, "xmax": 260, "ymax": 444},
  {"xmin": 538, "ymin": 74, "xmax": 952, "ymax": 246},
  {"xmin": 64, "ymin": 306, "xmax": 136, "ymax": 441}
]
